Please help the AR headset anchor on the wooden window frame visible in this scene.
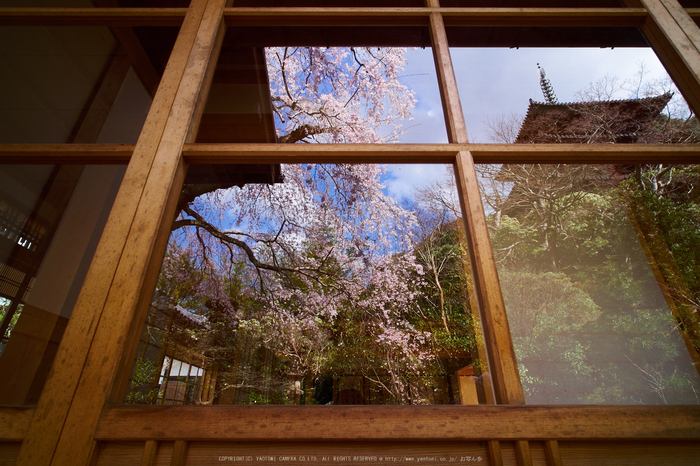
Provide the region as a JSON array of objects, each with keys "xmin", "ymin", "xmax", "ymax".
[{"xmin": 1, "ymin": 1, "xmax": 700, "ymax": 465}]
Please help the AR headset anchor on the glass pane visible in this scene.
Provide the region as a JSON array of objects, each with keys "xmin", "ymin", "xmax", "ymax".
[
  {"xmin": 478, "ymin": 163, "xmax": 700, "ymax": 404},
  {"xmin": 231, "ymin": 0, "xmax": 424, "ymax": 5},
  {"xmin": 450, "ymin": 47, "xmax": 687, "ymax": 143},
  {"xmin": 124, "ymin": 163, "xmax": 495, "ymax": 405},
  {"xmin": 194, "ymin": 27, "xmax": 444, "ymax": 144},
  {"xmin": 0, "ymin": 165, "xmax": 126, "ymax": 405},
  {"xmin": 442, "ymin": 1, "xmax": 628, "ymax": 6},
  {"xmin": 1, "ymin": 0, "xmax": 96, "ymax": 6},
  {"xmin": 0, "ymin": 26, "xmax": 153, "ymax": 143}
]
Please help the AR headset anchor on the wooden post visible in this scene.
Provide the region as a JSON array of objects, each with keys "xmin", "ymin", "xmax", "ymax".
[
  {"xmin": 141, "ymin": 440, "xmax": 158, "ymax": 466},
  {"xmin": 640, "ymin": 0, "xmax": 700, "ymax": 114},
  {"xmin": 488, "ymin": 440, "xmax": 503, "ymax": 466},
  {"xmin": 514, "ymin": 440, "xmax": 533, "ymax": 466},
  {"xmin": 171, "ymin": 440, "xmax": 188, "ymax": 466},
  {"xmin": 544, "ymin": 440, "xmax": 563, "ymax": 466},
  {"xmin": 425, "ymin": 0, "xmax": 524, "ymax": 405},
  {"xmin": 15, "ymin": 0, "xmax": 227, "ymax": 464}
]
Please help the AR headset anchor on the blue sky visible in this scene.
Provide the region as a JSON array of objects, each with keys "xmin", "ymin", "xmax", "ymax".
[{"xmin": 384, "ymin": 46, "xmax": 670, "ymax": 200}]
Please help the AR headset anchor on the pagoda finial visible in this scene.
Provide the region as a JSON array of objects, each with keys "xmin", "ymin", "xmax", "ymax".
[{"xmin": 538, "ymin": 63, "xmax": 558, "ymax": 104}]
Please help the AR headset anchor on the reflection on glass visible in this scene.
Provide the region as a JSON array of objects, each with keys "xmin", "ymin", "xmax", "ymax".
[
  {"xmin": 196, "ymin": 36, "xmax": 444, "ymax": 143},
  {"xmin": 441, "ymin": 0, "xmax": 627, "ymax": 6},
  {"xmin": 0, "ymin": 165, "xmax": 125, "ymax": 405},
  {"xmin": 478, "ymin": 163, "xmax": 700, "ymax": 404},
  {"xmin": 231, "ymin": 1, "xmax": 423, "ymax": 6},
  {"xmin": 450, "ymin": 48, "xmax": 689, "ymax": 143},
  {"xmin": 0, "ymin": 26, "xmax": 152, "ymax": 143},
  {"xmin": 125, "ymin": 163, "xmax": 493, "ymax": 405}
]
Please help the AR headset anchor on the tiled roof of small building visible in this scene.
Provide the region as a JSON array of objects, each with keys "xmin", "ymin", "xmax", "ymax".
[{"xmin": 515, "ymin": 93, "xmax": 673, "ymax": 144}]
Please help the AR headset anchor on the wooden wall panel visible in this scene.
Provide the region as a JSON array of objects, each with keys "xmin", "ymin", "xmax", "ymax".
[
  {"xmin": 92, "ymin": 442, "xmax": 145, "ymax": 466},
  {"xmin": 558, "ymin": 441, "xmax": 700, "ymax": 465},
  {"xmin": 0, "ymin": 408, "xmax": 33, "ymax": 443},
  {"xmin": 0, "ymin": 442, "xmax": 21, "ymax": 465},
  {"xmin": 89, "ymin": 440, "xmax": 700, "ymax": 466}
]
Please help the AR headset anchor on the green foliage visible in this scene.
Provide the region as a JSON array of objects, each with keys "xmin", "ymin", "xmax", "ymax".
[
  {"xmin": 0, "ymin": 299, "xmax": 22, "ymax": 339},
  {"xmin": 486, "ymin": 164, "xmax": 700, "ymax": 404},
  {"xmin": 124, "ymin": 358, "xmax": 160, "ymax": 404}
]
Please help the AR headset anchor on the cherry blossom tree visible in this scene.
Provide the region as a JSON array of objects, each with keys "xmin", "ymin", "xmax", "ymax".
[
  {"xmin": 155, "ymin": 47, "xmax": 441, "ymax": 404},
  {"xmin": 267, "ymin": 47, "xmax": 415, "ymax": 143}
]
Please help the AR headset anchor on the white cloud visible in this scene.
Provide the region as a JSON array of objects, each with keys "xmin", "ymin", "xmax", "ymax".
[
  {"xmin": 387, "ymin": 47, "xmax": 670, "ymax": 200},
  {"xmin": 384, "ymin": 164, "xmax": 451, "ymax": 201}
]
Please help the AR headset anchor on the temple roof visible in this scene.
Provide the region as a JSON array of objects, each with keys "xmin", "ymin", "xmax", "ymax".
[{"xmin": 515, "ymin": 93, "xmax": 673, "ymax": 144}]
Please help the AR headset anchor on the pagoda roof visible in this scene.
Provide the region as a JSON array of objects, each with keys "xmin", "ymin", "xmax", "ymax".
[{"xmin": 515, "ymin": 93, "xmax": 673, "ymax": 144}]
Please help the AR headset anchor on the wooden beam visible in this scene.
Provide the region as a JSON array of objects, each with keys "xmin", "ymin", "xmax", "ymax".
[
  {"xmin": 544, "ymin": 440, "xmax": 563, "ymax": 466},
  {"xmin": 0, "ymin": 408, "xmax": 34, "ymax": 442},
  {"xmin": 488, "ymin": 441, "xmax": 504, "ymax": 466},
  {"xmin": 515, "ymin": 440, "xmax": 533, "ymax": 466},
  {"xmin": 69, "ymin": 47, "xmax": 132, "ymax": 144},
  {"xmin": 440, "ymin": 8, "xmax": 647, "ymax": 27},
  {"xmin": 641, "ymin": 0, "xmax": 700, "ymax": 115},
  {"xmin": 0, "ymin": 7, "xmax": 646, "ymax": 28},
  {"xmin": 184, "ymin": 142, "xmax": 700, "ymax": 164},
  {"xmin": 223, "ymin": 7, "xmax": 646, "ymax": 27},
  {"xmin": 170, "ymin": 441, "xmax": 188, "ymax": 466},
  {"xmin": 660, "ymin": 0, "xmax": 700, "ymax": 54},
  {"xmin": 94, "ymin": 405, "xmax": 700, "ymax": 441},
  {"xmin": 428, "ymin": 7, "xmax": 468, "ymax": 145},
  {"xmin": 0, "ymin": 144, "xmax": 133, "ymax": 164},
  {"xmin": 140, "ymin": 441, "xmax": 158, "ymax": 466},
  {"xmin": 2, "ymin": 143, "xmax": 700, "ymax": 165},
  {"xmin": 0, "ymin": 8, "xmax": 186, "ymax": 26},
  {"xmin": 50, "ymin": 0, "xmax": 227, "ymax": 463},
  {"xmin": 454, "ymin": 151, "xmax": 525, "ymax": 405},
  {"xmin": 427, "ymin": 1, "xmax": 523, "ymax": 405},
  {"xmin": 14, "ymin": 0, "xmax": 216, "ymax": 464},
  {"xmin": 1, "ymin": 142, "xmax": 699, "ymax": 164}
]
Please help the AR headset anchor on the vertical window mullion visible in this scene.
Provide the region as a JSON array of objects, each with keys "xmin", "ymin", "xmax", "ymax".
[{"xmin": 426, "ymin": 0, "xmax": 524, "ymax": 405}]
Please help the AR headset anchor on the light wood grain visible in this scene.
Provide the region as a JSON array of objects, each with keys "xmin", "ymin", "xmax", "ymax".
[
  {"xmin": 426, "ymin": 4, "xmax": 523, "ymax": 404},
  {"xmin": 488, "ymin": 440, "xmax": 504, "ymax": 466},
  {"xmin": 48, "ymin": 0, "xmax": 227, "ymax": 464},
  {"xmin": 641, "ymin": 0, "xmax": 700, "ymax": 114},
  {"xmin": 2, "ymin": 142, "xmax": 700, "ymax": 165},
  {"xmin": 515, "ymin": 440, "xmax": 533, "ymax": 466},
  {"xmin": 0, "ymin": 408, "xmax": 34, "ymax": 442},
  {"xmin": 13, "ymin": 0, "xmax": 212, "ymax": 464},
  {"xmin": 94, "ymin": 405, "xmax": 700, "ymax": 441},
  {"xmin": 0, "ymin": 8, "xmax": 186, "ymax": 26},
  {"xmin": 141, "ymin": 441, "xmax": 158, "ymax": 466},
  {"xmin": 0, "ymin": 7, "xmax": 649, "ymax": 27},
  {"xmin": 428, "ymin": 10, "xmax": 468, "ymax": 144},
  {"xmin": 455, "ymin": 151, "xmax": 524, "ymax": 405},
  {"xmin": 182, "ymin": 142, "xmax": 700, "ymax": 164},
  {"xmin": 660, "ymin": 0, "xmax": 700, "ymax": 54},
  {"xmin": 224, "ymin": 7, "xmax": 647, "ymax": 27},
  {"xmin": 544, "ymin": 440, "xmax": 563, "ymax": 466},
  {"xmin": 171, "ymin": 441, "xmax": 188, "ymax": 466}
]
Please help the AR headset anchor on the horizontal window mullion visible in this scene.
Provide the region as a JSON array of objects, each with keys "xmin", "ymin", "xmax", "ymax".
[
  {"xmin": 1, "ymin": 143, "xmax": 699, "ymax": 165},
  {"xmin": 94, "ymin": 404, "xmax": 700, "ymax": 442},
  {"xmin": 0, "ymin": 8, "xmax": 186, "ymax": 27}
]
